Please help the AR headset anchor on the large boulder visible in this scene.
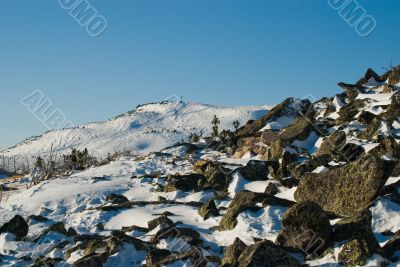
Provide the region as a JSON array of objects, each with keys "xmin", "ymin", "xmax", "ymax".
[
  {"xmin": 275, "ymin": 201, "xmax": 333, "ymax": 255},
  {"xmin": 357, "ymin": 117, "xmax": 382, "ymax": 140},
  {"xmin": 295, "ymin": 155, "xmax": 395, "ymax": 216},
  {"xmin": 0, "ymin": 215, "xmax": 29, "ymax": 241},
  {"xmin": 237, "ymin": 240, "xmax": 301, "ymax": 267},
  {"xmin": 221, "ymin": 237, "xmax": 247, "ymax": 267},
  {"xmin": 334, "ymin": 210, "xmax": 381, "ymax": 266}
]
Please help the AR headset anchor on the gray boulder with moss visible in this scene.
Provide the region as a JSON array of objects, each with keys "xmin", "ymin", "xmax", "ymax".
[{"xmin": 295, "ymin": 155, "xmax": 395, "ymax": 216}]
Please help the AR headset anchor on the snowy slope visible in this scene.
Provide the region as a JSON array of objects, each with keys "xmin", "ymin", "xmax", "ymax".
[{"xmin": 2, "ymin": 101, "xmax": 270, "ymax": 159}]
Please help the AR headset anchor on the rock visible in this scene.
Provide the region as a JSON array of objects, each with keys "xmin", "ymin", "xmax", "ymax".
[
  {"xmin": 288, "ymin": 154, "xmax": 333, "ymax": 180},
  {"xmin": 335, "ymin": 99, "xmax": 366, "ymax": 126},
  {"xmin": 157, "ymin": 196, "xmax": 167, "ymax": 203},
  {"xmin": 276, "ymin": 201, "xmax": 333, "ymax": 255},
  {"xmin": 146, "ymin": 249, "xmax": 173, "ymax": 267},
  {"xmin": 261, "ymin": 129, "xmax": 279, "ymax": 145},
  {"xmin": 338, "ymin": 239, "xmax": 373, "ymax": 267},
  {"xmin": 264, "ymin": 183, "xmax": 279, "ymax": 195},
  {"xmin": 221, "ymin": 237, "xmax": 247, "ymax": 266},
  {"xmin": 84, "ymin": 240, "xmax": 107, "ymax": 256},
  {"xmin": 274, "ymin": 151, "xmax": 296, "ymax": 181},
  {"xmin": 237, "ymin": 240, "xmax": 301, "ymax": 267},
  {"xmin": 382, "ymin": 95, "xmax": 400, "ymax": 122},
  {"xmin": 295, "ymin": 155, "xmax": 395, "ymax": 216},
  {"xmin": 46, "ymin": 222, "xmax": 68, "ymax": 235},
  {"xmin": 315, "ymin": 130, "xmax": 346, "ymax": 158},
  {"xmin": 357, "ymin": 117, "xmax": 382, "ymax": 140},
  {"xmin": 337, "ymin": 82, "xmax": 359, "ymax": 102},
  {"xmin": 219, "ymin": 191, "xmax": 294, "ymax": 231},
  {"xmin": 72, "ymin": 253, "xmax": 108, "ymax": 267},
  {"xmin": 106, "ymin": 194, "xmax": 129, "ymax": 204},
  {"xmin": 198, "ymin": 200, "xmax": 219, "ymax": 220},
  {"xmin": 383, "ymin": 230, "xmax": 400, "ymax": 259},
  {"xmin": 334, "ymin": 210, "xmax": 380, "ymax": 263},
  {"xmin": 387, "ymin": 65, "xmax": 400, "ymax": 85},
  {"xmin": 357, "ymin": 111, "xmax": 377, "ymax": 125},
  {"xmin": 235, "ymin": 98, "xmax": 312, "ymax": 139},
  {"xmin": 164, "ymin": 173, "xmax": 206, "ymax": 192},
  {"xmin": 110, "ymin": 230, "xmax": 149, "ymax": 251},
  {"xmin": 237, "ymin": 160, "xmax": 270, "ymax": 181},
  {"xmin": 369, "ymin": 135, "xmax": 400, "ymax": 158},
  {"xmin": 28, "ymin": 215, "xmax": 48, "ymax": 222},
  {"xmin": 148, "ymin": 215, "xmax": 174, "ymax": 231},
  {"xmin": 152, "ymin": 226, "xmax": 202, "ymax": 246},
  {"xmin": 32, "ymin": 256, "xmax": 63, "ymax": 267},
  {"xmin": 0, "ymin": 215, "xmax": 29, "ymax": 241}
]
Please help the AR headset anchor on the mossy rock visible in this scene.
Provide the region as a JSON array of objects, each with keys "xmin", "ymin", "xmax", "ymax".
[
  {"xmin": 198, "ymin": 200, "xmax": 219, "ymax": 220},
  {"xmin": 357, "ymin": 117, "xmax": 382, "ymax": 140},
  {"xmin": 83, "ymin": 239, "xmax": 107, "ymax": 256},
  {"xmin": 295, "ymin": 155, "xmax": 395, "ymax": 217},
  {"xmin": 221, "ymin": 237, "xmax": 247, "ymax": 266},
  {"xmin": 238, "ymin": 240, "xmax": 301, "ymax": 267},
  {"xmin": 275, "ymin": 201, "xmax": 333, "ymax": 255},
  {"xmin": 338, "ymin": 239, "xmax": 370, "ymax": 267}
]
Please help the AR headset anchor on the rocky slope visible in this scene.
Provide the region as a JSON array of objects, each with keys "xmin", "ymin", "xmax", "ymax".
[{"xmin": 0, "ymin": 66, "xmax": 400, "ymax": 266}]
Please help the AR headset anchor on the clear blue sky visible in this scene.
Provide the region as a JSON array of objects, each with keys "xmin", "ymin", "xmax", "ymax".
[{"xmin": 1, "ymin": 0, "xmax": 399, "ymax": 149}]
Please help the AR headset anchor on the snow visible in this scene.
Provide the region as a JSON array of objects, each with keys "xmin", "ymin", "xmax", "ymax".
[
  {"xmin": 371, "ymin": 198, "xmax": 400, "ymax": 245},
  {"xmin": 2, "ymin": 102, "xmax": 269, "ymax": 160}
]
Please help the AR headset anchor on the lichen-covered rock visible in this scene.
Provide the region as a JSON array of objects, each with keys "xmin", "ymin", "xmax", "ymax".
[
  {"xmin": 148, "ymin": 215, "xmax": 174, "ymax": 231},
  {"xmin": 237, "ymin": 160, "xmax": 270, "ymax": 181},
  {"xmin": 264, "ymin": 183, "xmax": 279, "ymax": 195},
  {"xmin": 152, "ymin": 226, "xmax": 202, "ymax": 246},
  {"xmin": 315, "ymin": 130, "xmax": 346, "ymax": 158},
  {"xmin": 335, "ymin": 99, "xmax": 366, "ymax": 126},
  {"xmin": 106, "ymin": 193, "xmax": 129, "ymax": 204},
  {"xmin": 337, "ymin": 82, "xmax": 359, "ymax": 102},
  {"xmin": 72, "ymin": 253, "xmax": 108, "ymax": 267},
  {"xmin": 334, "ymin": 210, "xmax": 380, "ymax": 252},
  {"xmin": 0, "ymin": 215, "xmax": 28, "ymax": 241},
  {"xmin": 237, "ymin": 240, "xmax": 301, "ymax": 267},
  {"xmin": 198, "ymin": 200, "xmax": 219, "ymax": 220},
  {"xmin": 235, "ymin": 98, "xmax": 312, "ymax": 139},
  {"xmin": 338, "ymin": 239, "xmax": 372, "ymax": 267},
  {"xmin": 288, "ymin": 154, "xmax": 332, "ymax": 180},
  {"xmin": 164, "ymin": 173, "xmax": 206, "ymax": 192},
  {"xmin": 357, "ymin": 110, "xmax": 377, "ymax": 125},
  {"xmin": 357, "ymin": 117, "xmax": 382, "ymax": 140},
  {"xmin": 295, "ymin": 155, "xmax": 395, "ymax": 216},
  {"xmin": 221, "ymin": 237, "xmax": 247, "ymax": 266},
  {"xmin": 382, "ymin": 95, "xmax": 400, "ymax": 122},
  {"xmin": 275, "ymin": 201, "xmax": 332, "ymax": 255}
]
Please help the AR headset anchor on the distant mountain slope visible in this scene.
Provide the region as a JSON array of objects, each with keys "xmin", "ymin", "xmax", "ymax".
[{"xmin": 2, "ymin": 101, "xmax": 270, "ymax": 158}]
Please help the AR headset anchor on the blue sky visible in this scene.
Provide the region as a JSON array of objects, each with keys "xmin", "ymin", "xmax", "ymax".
[{"xmin": 1, "ymin": 0, "xmax": 399, "ymax": 149}]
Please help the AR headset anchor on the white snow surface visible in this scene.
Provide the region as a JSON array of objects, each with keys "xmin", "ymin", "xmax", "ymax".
[{"xmin": 2, "ymin": 101, "xmax": 269, "ymax": 159}]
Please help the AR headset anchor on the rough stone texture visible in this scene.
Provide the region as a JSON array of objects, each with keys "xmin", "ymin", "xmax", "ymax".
[
  {"xmin": 237, "ymin": 240, "xmax": 301, "ymax": 267},
  {"xmin": 106, "ymin": 193, "xmax": 129, "ymax": 204},
  {"xmin": 382, "ymin": 95, "xmax": 400, "ymax": 122},
  {"xmin": 198, "ymin": 200, "xmax": 219, "ymax": 220},
  {"xmin": 164, "ymin": 173, "xmax": 206, "ymax": 192},
  {"xmin": 335, "ymin": 210, "xmax": 381, "ymax": 266},
  {"xmin": 288, "ymin": 154, "xmax": 333, "ymax": 180},
  {"xmin": 357, "ymin": 110, "xmax": 377, "ymax": 125},
  {"xmin": 315, "ymin": 130, "xmax": 346, "ymax": 158},
  {"xmin": 235, "ymin": 98, "xmax": 312, "ymax": 139},
  {"xmin": 335, "ymin": 99, "xmax": 366, "ymax": 126},
  {"xmin": 148, "ymin": 215, "xmax": 174, "ymax": 231},
  {"xmin": 383, "ymin": 230, "xmax": 400, "ymax": 259},
  {"xmin": 261, "ymin": 129, "xmax": 279, "ymax": 145},
  {"xmin": 0, "ymin": 215, "xmax": 29, "ymax": 241},
  {"xmin": 295, "ymin": 155, "xmax": 395, "ymax": 216},
  {"xmin": 357, "ymin": 117, "xmax": 382, "ymax": 140},
  {"xmin": 221, "ymin": 237, "xmax": 247, "ymax": 266},
  {"xmin": 237, "ymin": 160, "xmax": 270, "ymax": 181},
  {"xmin": 264, "ymin": 183, "xmax": 279, "ymax": 195},
  {"xmin": 276, "ymin": 201, "xmax": 332, "ymax": 255}
]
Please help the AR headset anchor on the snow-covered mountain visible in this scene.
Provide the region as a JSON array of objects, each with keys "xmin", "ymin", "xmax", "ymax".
[{"xmin": 2, "ymin": 101, "xmax": 270, "ymax": 159}]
